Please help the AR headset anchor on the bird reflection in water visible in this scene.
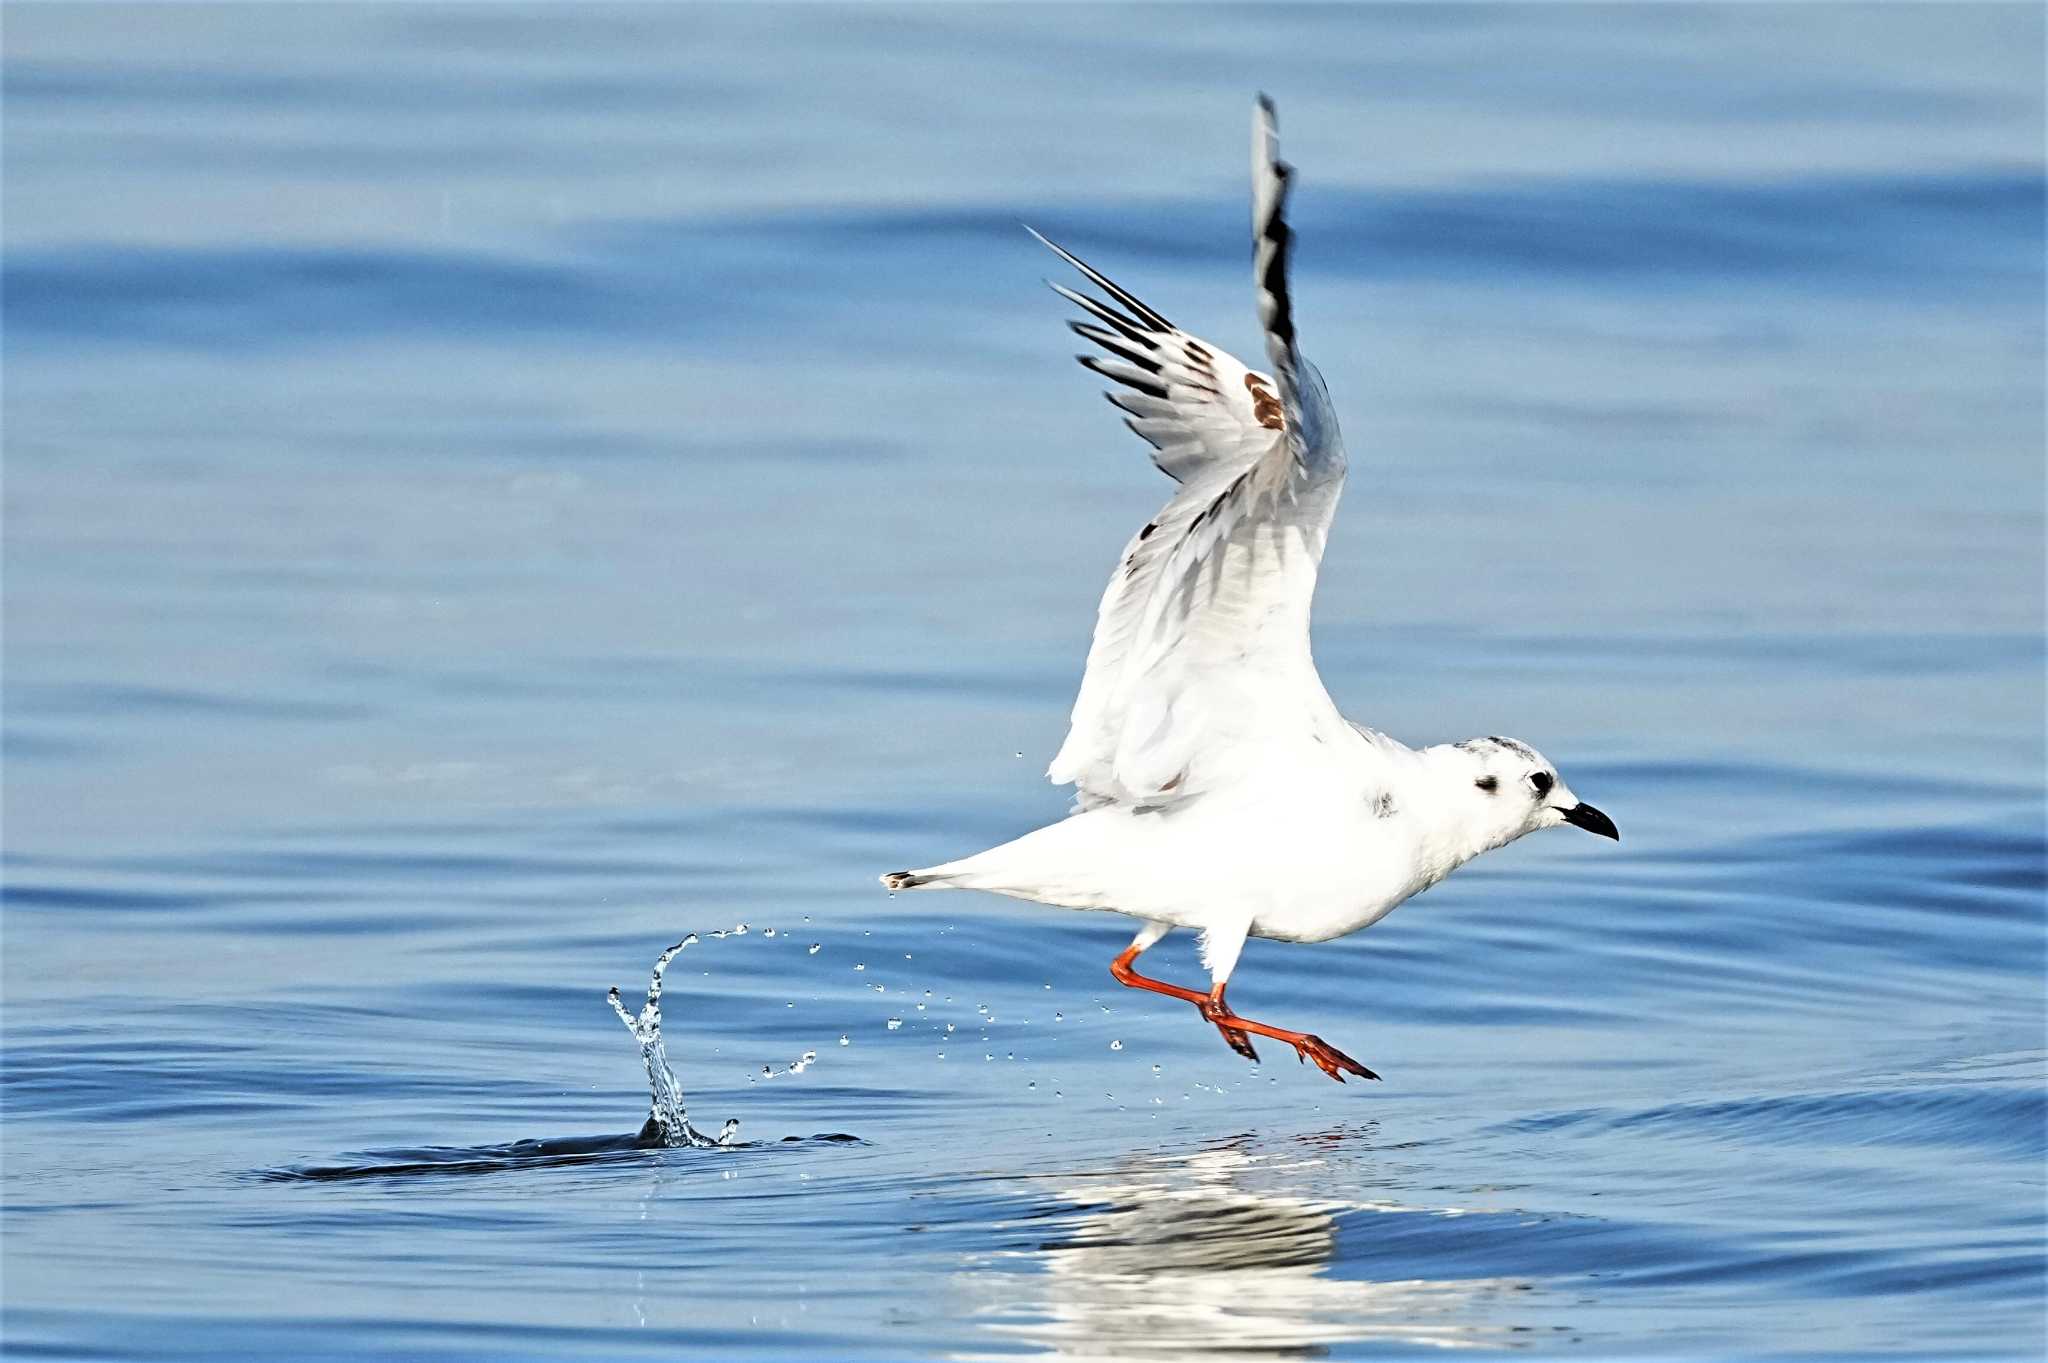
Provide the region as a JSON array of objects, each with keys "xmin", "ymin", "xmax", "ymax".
[{"xmin": 955, "ymin": 1132, "xmax": 1540, "ymax": 1359}]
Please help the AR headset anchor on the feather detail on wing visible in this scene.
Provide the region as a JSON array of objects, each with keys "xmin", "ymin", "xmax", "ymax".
[
  {"xmin": 1025, "ymin": 227, "xmax": 1283, "ymax": 484},
  {"xmin": 1032, "ymin": 97, "xmax": 1348, "ymax": 811}
]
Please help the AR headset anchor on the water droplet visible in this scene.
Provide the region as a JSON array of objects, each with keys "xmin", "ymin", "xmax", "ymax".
[
  {"xmin": 808, "ymin": 943, "xmax": 821, "ymax": 955},
  {"xmin": 1109, "ymin": 1040, "xmax": 1123, "ymax": 1051},
  {"xmin": 886, "ymin": 1017, "xmax": 903, "ymax": 1031}
]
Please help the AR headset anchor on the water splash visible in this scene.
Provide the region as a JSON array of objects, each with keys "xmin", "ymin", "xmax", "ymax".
[
  {"xmin": 260, "ymin": 934, "xmax": 861, "ymax": 1180},
  {"xmin": 607, "ymin": 935, "xmax": 739, "ymax": 1149},
  {"xmin": 753, "ymin": 1049, "xmax": 819, "ymax": 1082}
]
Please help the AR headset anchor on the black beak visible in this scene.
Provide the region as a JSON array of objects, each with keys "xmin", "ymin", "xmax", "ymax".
[{"xmin": 1561, "ymin": 803, "xmax": 1619, "ymax": 840}]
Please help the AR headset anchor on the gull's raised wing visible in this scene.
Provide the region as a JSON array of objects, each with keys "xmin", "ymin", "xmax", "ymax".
[
  {"xmin": 1039, "ymin": 96, "xmax": 1350, "ymax": 810},
  {"xmin": 1026, "ymin": 226, "xmax": 1286, "ymax": 485}
]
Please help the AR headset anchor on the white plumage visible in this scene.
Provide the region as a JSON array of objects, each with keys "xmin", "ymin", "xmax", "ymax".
[{"xmin": 882, "ymin": 98, "xmax": 1617, "ymax": 1082}]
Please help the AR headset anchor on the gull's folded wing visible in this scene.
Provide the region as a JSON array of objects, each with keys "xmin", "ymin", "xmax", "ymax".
[{"xmin": 1038, "ymin": 97, "xmax": 1350, "ymax": 810}]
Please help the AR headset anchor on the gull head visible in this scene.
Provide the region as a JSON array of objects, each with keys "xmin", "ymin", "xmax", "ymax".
[{"xmin": 1441, "ymin": 736, "xmax": 1617, "ymax": 850}]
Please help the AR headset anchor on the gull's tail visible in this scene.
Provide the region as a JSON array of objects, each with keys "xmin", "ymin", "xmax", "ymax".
[
  {"xmin": 880, "ymin": 869, "xmax": 943, "ymax": 891},
  {"xmin": 879, "ymin": 837, "xmax": 1038, "ymax": 893},
  {"xmin": 878, "ymin": 816, "xmax": 1109, "ymax": 904}
]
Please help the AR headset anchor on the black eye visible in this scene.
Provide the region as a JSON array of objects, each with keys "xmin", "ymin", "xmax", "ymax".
[
  {"xmin": 1531, "ymin": 772, "xmax": 1554, "ymax": 796},
  {"xmin": 1474, "ymin": 776, "xmax": 1498, "ymax": 793}
]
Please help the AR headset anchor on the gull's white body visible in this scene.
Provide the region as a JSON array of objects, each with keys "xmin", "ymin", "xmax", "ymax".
[
  {"xmin": 883, "ymin": 99, "xmax": 1612, "ymax": 1013},
  {"xmin": 925, "ymin": 728, "xmax": 1531, "ymax": 954}
]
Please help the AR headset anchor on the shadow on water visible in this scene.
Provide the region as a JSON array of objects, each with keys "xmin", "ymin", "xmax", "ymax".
[
  {"xmin": 260, "ymin": 934, "xmax": 861, "ymax": 1184},
  {"xmin": 261, "ymin": 1132, "xmax": 864, "ymax": 1184}
]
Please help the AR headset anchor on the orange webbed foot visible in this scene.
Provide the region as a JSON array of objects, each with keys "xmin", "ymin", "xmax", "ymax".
[{"xmin": 1291, "ymin": 1034, "xmax": 1379, "ymax": 1083}]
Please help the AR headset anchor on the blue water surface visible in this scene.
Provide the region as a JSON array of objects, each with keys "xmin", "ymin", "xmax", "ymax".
[{"xmin": 4, "ymin": 5, "xmax": 2044, "ymax": 1359}]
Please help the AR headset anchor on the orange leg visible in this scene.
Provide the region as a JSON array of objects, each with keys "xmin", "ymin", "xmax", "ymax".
[
  {"xmin": 1109, "ymin": 946, "xmax": 1377, "ymax": 1081},
  {"xmin": 1200, "ymin": 982, "xmax": 1378, "ymax": 1083},
  {"xmin": 1110, "ymin": 943, "xmax": 1260, "ymax": 1061}
]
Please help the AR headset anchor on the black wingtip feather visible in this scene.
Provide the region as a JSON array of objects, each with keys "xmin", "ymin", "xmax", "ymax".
[
  {"xmin": 1071, "ymin": 321, "xmax": 1163, "ymax": 373},
  {"xmin": 1079, "ymin": 354, "xmax": 1170, "ymax": 401},
  {"xmin": 1258, "ymin": 164, "xmax": 1298, "ymax": 358},
  {"xmin": 1053, "ymin": 286, "xmax": 1158, "ymax": 351},
  {"xmin": 1028, "ymin": 230, "xmax": 1175, "ymax": 333}
]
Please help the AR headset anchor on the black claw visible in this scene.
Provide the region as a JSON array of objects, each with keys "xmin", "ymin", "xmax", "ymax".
[{"xmin": 1215, "ymin": 1025, "xmax": 1259, "ymax": 1062}]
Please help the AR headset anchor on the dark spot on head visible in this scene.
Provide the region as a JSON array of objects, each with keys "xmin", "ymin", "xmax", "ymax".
[{"xmin": 1475, "ymin": 776, "xmax": 1498, "ymax": 793}]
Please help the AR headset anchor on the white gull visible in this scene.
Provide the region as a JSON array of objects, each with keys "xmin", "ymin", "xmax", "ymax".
[{"xmin": 882, "ymin": 97, "xmax": 1617, "ymax": 1083}]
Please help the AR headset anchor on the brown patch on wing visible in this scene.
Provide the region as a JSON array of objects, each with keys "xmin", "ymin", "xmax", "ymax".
[{"xmin": 1244, "ymin": 373, "xmax": 1286, "ymax": 431}]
